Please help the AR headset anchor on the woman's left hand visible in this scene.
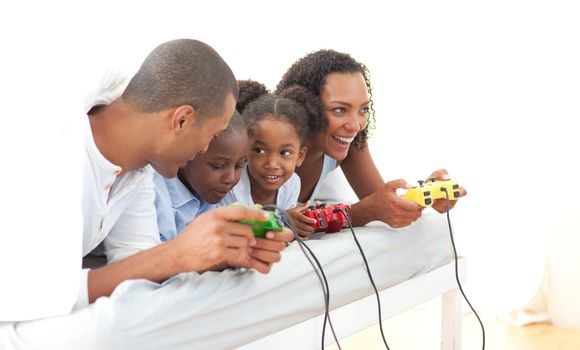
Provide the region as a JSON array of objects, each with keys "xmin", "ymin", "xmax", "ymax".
[{"xmin": 427, "ymin": 169, "xmax": 467, "ymax": 213}]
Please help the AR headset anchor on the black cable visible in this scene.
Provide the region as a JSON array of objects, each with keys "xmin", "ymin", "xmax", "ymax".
[
  {"xmin": 294, "ymin": 237, "xmax": 341, "ymax": 350},
  {"xmin": 264, "ymin": 205, "xmax": 341, "ymax": 350},
  {"xmin": 339, "ymin": 208, "xmax": 391, "ymax": 350},
  {"xmin": 441, "ymin": 189, "xmax": 486, "ymax": 350}
]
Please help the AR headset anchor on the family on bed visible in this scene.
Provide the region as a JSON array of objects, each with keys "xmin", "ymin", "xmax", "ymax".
[{"xmin": 1, "ymin": 38, "xmax": 466, "ymax": 348}]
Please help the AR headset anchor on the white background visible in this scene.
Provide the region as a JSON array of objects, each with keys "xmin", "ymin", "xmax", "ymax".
[{"xmin": 1, "ymin": 0, "xmax": 579, "ymax": 318}]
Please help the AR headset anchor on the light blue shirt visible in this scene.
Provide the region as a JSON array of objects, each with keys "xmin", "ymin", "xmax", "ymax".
[{"xmin": 153, "ymin": 172, "xmax": 216, "ymax": 242}]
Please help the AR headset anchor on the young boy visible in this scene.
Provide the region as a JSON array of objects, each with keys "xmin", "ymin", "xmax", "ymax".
[{"xmin": 155, "ymin": 112, "xmax": 248, "ymax": 242}]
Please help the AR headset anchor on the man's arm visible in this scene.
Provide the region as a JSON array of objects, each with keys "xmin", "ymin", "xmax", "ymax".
[
  {"xmin": 88, "ymin": 240, "xmax": 180, "ymax": 303},
  {"xmin": 88, "ymin": 206, "xmax": 293, "ymax": 303}
]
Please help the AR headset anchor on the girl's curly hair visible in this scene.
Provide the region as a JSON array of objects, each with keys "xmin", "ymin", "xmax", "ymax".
[
  {"xmin": 275, "ymin": 49, "xmax": 375, "ymax": 150},
  {"xmin": 237, "ymin": 80, "xmax": 310, "ymax": 146}
]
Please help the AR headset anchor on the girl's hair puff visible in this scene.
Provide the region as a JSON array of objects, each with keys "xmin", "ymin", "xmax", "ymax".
[{"xmin": 238, "ymin": 80, "xmax": 310, "ymax": 146}]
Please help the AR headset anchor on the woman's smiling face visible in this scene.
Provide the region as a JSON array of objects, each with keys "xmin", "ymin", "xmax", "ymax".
[{"xmin": 315, "ymin": 72, "xmax": 370, "ymax": 160}]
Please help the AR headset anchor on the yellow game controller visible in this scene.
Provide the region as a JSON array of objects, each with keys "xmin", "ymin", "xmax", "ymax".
[{"xmin": 403, "ymin": 178, "xmax": 461, "ymax": 207}]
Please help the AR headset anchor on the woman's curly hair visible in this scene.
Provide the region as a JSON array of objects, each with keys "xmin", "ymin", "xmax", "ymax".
[
  {"xmin": 275, "ymin": 49, "xmax": 375, "ymax": 150},
  {"xmin": 237, "ymin": 80, "xmax": 310, "ymax": 146}
]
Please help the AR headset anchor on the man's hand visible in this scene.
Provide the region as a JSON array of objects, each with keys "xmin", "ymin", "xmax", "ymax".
[
  {"xmin": 245, "ymin": 228, "xmax": 294, "ymax": 273},
  {"xmin": 171, "ymin": 206, "xmax": 269, "ymax": 273}
]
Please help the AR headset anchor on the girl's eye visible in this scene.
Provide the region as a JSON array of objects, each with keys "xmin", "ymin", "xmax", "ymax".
[
  {"xmin": 235, "ymin": 160, "xmax": 247, "ymax": 169},
  {"xmin": 254, "ymin": 148, "xmax": 265, "ymax": 155},
  {"xmin": 331, "ymin": 107, "xmax": 346, "ymax": 113},
  {"xmin": 361, "ymin": 107, "xmax": 370, "ymax": 114},
  {"xmin": 209, "ymin": 164, "xmax": 224, "ymax": 170},
  {"xmin": 280, "ymin": 150, "xmax": 292, "ymax": 157}
]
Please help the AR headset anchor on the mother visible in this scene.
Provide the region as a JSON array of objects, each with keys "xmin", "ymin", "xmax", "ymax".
[{"xmin": 277, "ymin": 50, "xmax": 466, "ymax": 234}]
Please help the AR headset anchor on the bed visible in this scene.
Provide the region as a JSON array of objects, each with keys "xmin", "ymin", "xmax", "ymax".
[
  {"xmin": 237, "ymin": 212, "xmax": 465, "ymax": 350},
  {"xmin": 93, "ymin": 209, "xmax": 463, "ymax": 350},
  {"xmin": 0, "ymin": 211, "xmax": 464, "ymax": 350}
]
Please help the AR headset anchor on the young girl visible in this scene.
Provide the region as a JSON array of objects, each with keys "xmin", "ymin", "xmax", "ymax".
[
  {"xmin": 154, "ymin": 111, "xmax": 248, "ymax": 242},
  {"xmin": 220, "ymin": 80, "xmax": 317, "ymax": 235}
]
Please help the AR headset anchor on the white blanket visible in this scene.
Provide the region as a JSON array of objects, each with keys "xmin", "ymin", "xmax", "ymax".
[{"xmin": 0, "ymin": 211, "xmax": 452, "ymax": 350}]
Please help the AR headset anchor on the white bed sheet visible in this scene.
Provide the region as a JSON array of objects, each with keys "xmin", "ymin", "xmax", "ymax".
[{"xmin": 0, "ymin": 210, "xmax": 452, "ymax": 350}]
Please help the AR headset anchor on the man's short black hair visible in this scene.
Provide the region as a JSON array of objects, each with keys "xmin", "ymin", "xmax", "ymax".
[{"xmin": 122, "ymin": 39, "xmax": 238, "ymax": 120}]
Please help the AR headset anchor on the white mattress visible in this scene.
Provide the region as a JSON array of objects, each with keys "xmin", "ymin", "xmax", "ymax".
[{"xmin": 0, "ymin": 210, "xmax": 452, "ymax": 350}]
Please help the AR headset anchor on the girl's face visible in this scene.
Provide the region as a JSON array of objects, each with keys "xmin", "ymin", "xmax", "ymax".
[
  {"xmin": 181, "ymin": 129, "xmax": 248, "ymax": 204},
  {"xmin": 315, "ymin": 72, "xmax": 370, "ymax": 161},
  {"xmin": 247, "ymin": 117, "xmax": 306, "ymax": 196}
]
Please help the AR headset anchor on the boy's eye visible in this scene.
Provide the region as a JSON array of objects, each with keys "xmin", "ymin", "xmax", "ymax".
[
  {"xmin": 209, "ymin": 163, "xmax": 224, "ymax": 170},
  {"xmin": 235, "ymin": 160, "xmax": 247, "ymax": 169},
  {"xmin": 253, "ymin": 148, "xmax": 265, "ymax": 155},
  {"xmin": 280, "ymin": 150, "xmax": 292, "ymax": 157}
]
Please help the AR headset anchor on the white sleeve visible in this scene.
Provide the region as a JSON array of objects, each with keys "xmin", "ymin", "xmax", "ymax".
[
  {"xmin": 218, "ymin": 181, "xmax": 251, "ymax": 207},
  {"xmin": 279, "ymin": 174, "xmax": 301, "ymax": 211},
  {"xmin": 103, "ymin": 172, "xmax": 161, "ymax": 263},
  {"xmin": 72, "ymin": 269, "xmax": 90, "ymax": 311}
]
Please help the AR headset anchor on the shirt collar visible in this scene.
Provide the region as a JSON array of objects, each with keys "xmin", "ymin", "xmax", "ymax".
[{"xmin": 164, "ymin": 177, "xmax": 203, "ymax": 209}]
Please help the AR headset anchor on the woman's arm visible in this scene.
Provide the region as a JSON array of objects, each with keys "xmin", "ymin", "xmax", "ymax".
[
  {"xmin": 340, "ymin": 145, "xmax": 384, "ymax": 198},
  {"xmin": 340, "ymin": 145, "xmax": 423, "ymax": 227}
]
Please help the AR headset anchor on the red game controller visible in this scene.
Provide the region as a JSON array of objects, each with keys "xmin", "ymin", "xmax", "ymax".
[{"xmin": 302, "ymin": 203, "xmax": 352, "ymax": 233}]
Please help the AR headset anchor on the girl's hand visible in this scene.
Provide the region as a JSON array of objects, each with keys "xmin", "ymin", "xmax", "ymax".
[{"xmin": 286, "ymin": 201, "xmax": 317, "ymax": 239}]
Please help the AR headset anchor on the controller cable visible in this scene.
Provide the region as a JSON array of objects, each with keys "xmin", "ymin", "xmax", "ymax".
[
  {"xmin": 338, "ymin": 208, "xmax": 391, "ymax": 350},
  {"xmin": 340, "ymin": 188, "xmax": 487, "ymax": 350},
  {"xmin": 440, "ymin": 188, "xmax": 486, "ymax": 350},
  {"xmin": 264, "ymin": 205, "xmax": 342, "ymax": 350}
]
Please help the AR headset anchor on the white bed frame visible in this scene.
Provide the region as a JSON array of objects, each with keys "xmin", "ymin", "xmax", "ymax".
[{"xmin": 240, "ymin": 257, "xmax": 466, "ymax": 350}]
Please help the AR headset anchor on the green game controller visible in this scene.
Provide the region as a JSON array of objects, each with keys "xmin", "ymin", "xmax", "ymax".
[
  {"xmin": 234, "ymin": 204, "xmax": 284, "ymax": 238},
  {"xmin": 403, "ymin": 178, "xmax": 461, "ymax": 207}
]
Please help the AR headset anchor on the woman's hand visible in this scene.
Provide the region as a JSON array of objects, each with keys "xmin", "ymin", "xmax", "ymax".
[
  {"xmin": 352, "ymin": 179, "xmax": 423, "ymax": 228},
  {"xmin": 426, "ymin": 169, "xmax": 468, "ymax": 213}
]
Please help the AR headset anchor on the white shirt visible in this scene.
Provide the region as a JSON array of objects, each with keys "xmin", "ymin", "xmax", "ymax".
[
  {"xmin": 76, "ymin": 68, "xmax": 160, "ymax": 309},
  {"xmin": 82, "ymin": 123, "xmax": 159, "ymax": 261},
  {"xmin": 308, "ymin": 155, "xmax": 338, "ymax": 202},
  {"xmin": 0, "ymin": 61, "xmax": 142, "ymax": 320},
  {"xmin": 219, "ymin": 167, "xmax": 300, "ymax": 211}
]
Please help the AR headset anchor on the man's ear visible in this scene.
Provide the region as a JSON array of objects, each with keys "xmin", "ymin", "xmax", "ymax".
[
  {"xmin": 171, "ymin": 105, "xmax": 196, "ymax": 133},
  {"xmin": 296, "ymin": 145, "xmax": 308, "ymax": 168}
]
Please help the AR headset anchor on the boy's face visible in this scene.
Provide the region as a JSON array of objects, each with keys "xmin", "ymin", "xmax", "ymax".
[
  {"xmin": 153, "ymin": 93, "xmax": 236, "ymax": 178},
  {"xmin": 181, "ymin": 129, "xmax": 248, "ymax": 204},
  {"xmin": 247, "ymin": 117, "xmax": 306, "ymax": 195}
]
